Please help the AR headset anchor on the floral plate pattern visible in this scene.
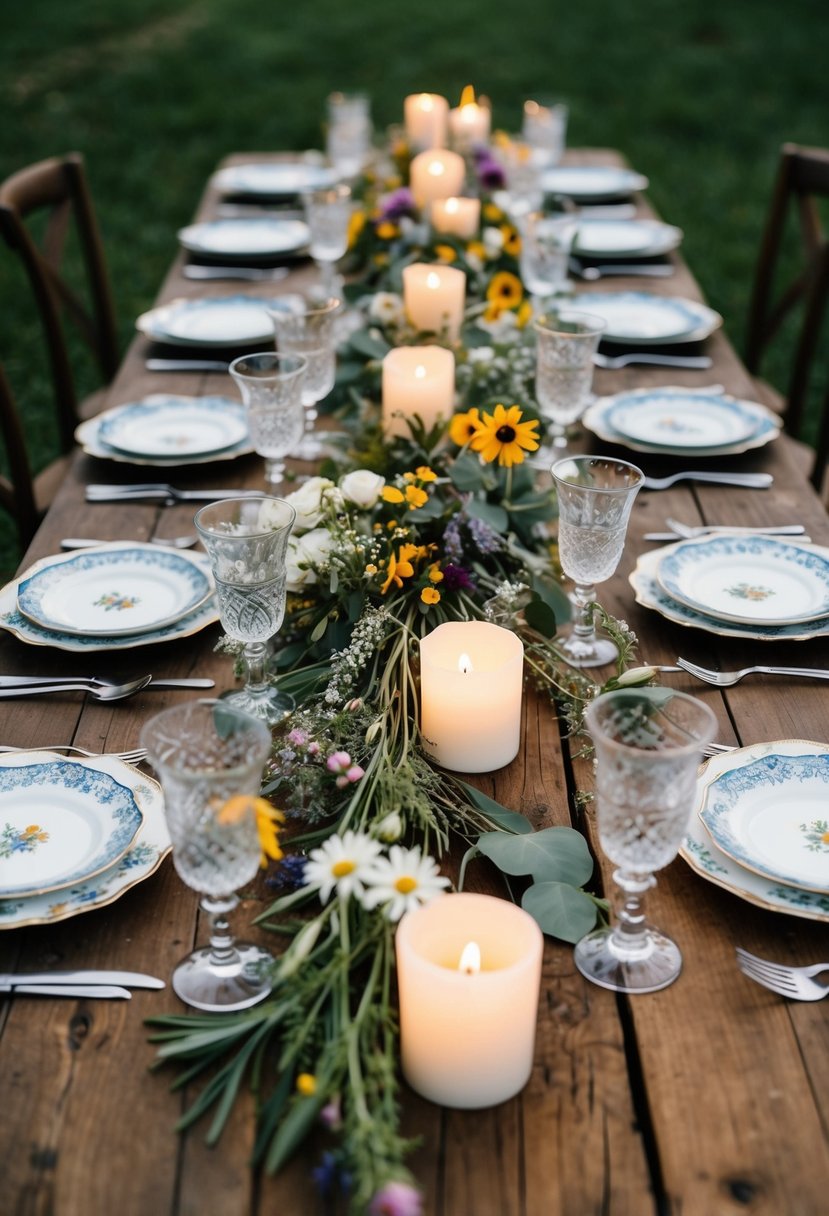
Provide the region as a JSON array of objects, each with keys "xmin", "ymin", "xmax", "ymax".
[
  {"xmin": 75, "ymin": 396, "xmax": 254, "ymax": 467},
  {"xmin": 0, "ymin": 759, "xmax": 143, "ymax": 897},
  {"xmin": 656, "ymin": 535, "xmax": 829, "ymax": 626},
  {"xmin": 136, "ymin": 295, "xmax": 294, "ymax": 349},
  {"xmin": 629, "ymin": 542, "xmax": 829, "ymax": 642},
  {"xmin": 681, "ymin": 741, "xmax": 829, "ymax": 921},
  {"xmin": 0, "ymin": 752, "xmax": 170, "ymax": 928},
  {"xmin": 574, "ymin": 292, "xmax": 722, "ymax": 346},
  {"xmin": 0, "ymin": 544, "xmax": 218, "ymax": 652},
  {"xmin": 177, "ymin": 218, "xmax": 309, "ymax": 262},
  {"xmin": 540, "ymin": 165, "xmax": 649, "ymax": 201},
  {"xmin": 572, "ymin": 218, "xmax": 683, "ymax": 259},
  {"xmin": 98, "ymin": 396, "xmax": 248, "ymax": 459}
]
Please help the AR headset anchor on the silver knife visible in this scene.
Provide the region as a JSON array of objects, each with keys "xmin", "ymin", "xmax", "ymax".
[
  {"xmin": 86, "ymin": 484, "xmax": 261, "ymax": 503},
  {"xmin": 145, "ymin": 358, "xmax": 230, "ymax": 373},
  {"xmin": 2, "ymin": 984, "xmax": 132, "ymax": 999},
  {"xmin": 0, "ymin": 677, "xmax": 215, "ymax": 690},
  {"xmin": 182, "ymin": 264, "xmax": 290, "ymax": 281},
  {"xmin": 0, "ymin": 970, "xmax": 164, "ymax": 989}
]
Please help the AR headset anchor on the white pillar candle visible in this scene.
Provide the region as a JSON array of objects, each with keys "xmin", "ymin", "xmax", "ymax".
[
  {"xmin": 419, "ymin": 620, "xmax": 523, "ymax": 773},
  {"xmin": 431, "ymin": 196, "xmax": 481, "ymax": 239},
  {"xmin": 381, "ymin": 345, "xmax": 455, "ymax": 437},
  {"xmin": 396, "ymin": 892, "xmax": 543, "ymax": 1108},
  {"xmin": 404, "ymin": 93, "xmax": 449, "ymax": 150},
  {"xmin": 402, "ymin": 262, "xmax": 466, "ymax": 342},
  {"xmin": 448, "ymin": 85, "xmax": 492, "ymax": 149},
  {"xmin": 409, "ymin": 149, "xmax": 466, "ymax": 209}
]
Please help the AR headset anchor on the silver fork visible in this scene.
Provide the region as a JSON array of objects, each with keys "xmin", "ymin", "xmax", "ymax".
[
  {"xmin": 676, "ymin": 657, "xmax": 829, "ymax": 686},
  {"xmin": 736, "ymin": 948, "xmax": 829, "ymax": 1001},
  {"xmin": 0, "ymin": 744, "xmax": 148, "ymax": 762},
  {"xmin": 641, "ymin": 470, "xmax": 773, "ymax": 491},
  {"xmin": 593, "ymin": 351, "xmax": 713, "ymax": 370}
]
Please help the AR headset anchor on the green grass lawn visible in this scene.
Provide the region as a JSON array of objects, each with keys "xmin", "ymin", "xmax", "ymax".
[{"xmin": 1, "ymin": 0, "xmax": 826, "ymax": 569}]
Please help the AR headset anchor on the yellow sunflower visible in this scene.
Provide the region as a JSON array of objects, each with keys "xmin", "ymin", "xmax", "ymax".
[
  {"xmin": 434, "ymin": 244, "xmax": 457, "ymax": 263},
  {"xmin": 469, "ymin": 403, "xmax": 540, "ymax": 467},
  {"xmin": 448, "ymin": 407, "xmax": 481, "ymax": 447},
  {"xmin": 500, "ymin": 224, "xmax": 521, "ymax": 257},
  {"xmin": 347, "ymin": 210, "xmax": 367, "ymax": 248},
  {"xmin": 485, "ymin": 270, "xmax": 523, "ymax": 312}
]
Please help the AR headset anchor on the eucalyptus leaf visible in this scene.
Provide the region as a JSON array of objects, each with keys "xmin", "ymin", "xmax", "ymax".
[
  {"xmin": 456, "ymin": 780, "xmax": 533, "ymax": 834},
  {"xmin": 531, "ymin": 574, "xmax": 572, "ymax": 623},
  {"xmin": 449, "ymin": 452, "xmax": 486, "ymax": 492},
  {"xmin": 523, "ymin": 597, "xmax": 557, "ymax": 638},
  {"xmin": 522, "ymin": 882, "xmax": 599, "ymax": 943},
  {"xmin": 477, "ymin": 826, "xmax": 594, "ymax": 885},
  {"xmin": 348, "ymin": 329, "xmax": 391, "ymax": 360}
]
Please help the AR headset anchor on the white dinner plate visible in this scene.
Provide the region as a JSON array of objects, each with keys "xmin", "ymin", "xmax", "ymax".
[
  {"xmin": 574, "ymin": 292, "xmax": 722, "ymax": 346},
  {"xmin": 573, "ymin": 218, "xmax": 682, "ymax": 259},
  {"xmin": 98, "ymin": 397, "xmax": 248, "ymax": 458},
  {"xmin": 680, "ymin": 741, "xmax": 829, "ymax": 921},
  {"xmin": 213, "ymin": 160, "xmax": 337, "ymax": 198},
  {"xmin": 0, "ymin": 758, "xmax": 144, "ymax": 898},
  {"xmin": 541, "ymin": 165, "xmax": 649, "ymax": 201},
  {"xmin": 136, "ymin": 295, "xmax": 293, "ymax": 348},
  {"xmin": 178, "ymin": 217, "xmax": 309, "ymax": 261},
  {"xmin": 0, "ymin": 752, "xmax": 170, "ymax": 929},
  {"xmin": 583, "ymin": 387, "xmax": 781, "ymax": 457},
  {"xmin": 629, "ymin": 542, "xmax": 829, "ymax": 642},
  {"xmin": 0, "ymin": 544, "xmax": 219, "ymax": 652},
  {"xmin": 699, "ymin": 748, "xmax": 829, "ymax": 895},
  {"xmin": 656, "ymin": 535, "xmax": 829, "ymax": 625},
  {"xmin": 75, "ymin": 396, "xmax": 254, "ymax": 466},
  {"xmin": 17, "ymin": 546, "xmax": 213, "ymax": 637}
]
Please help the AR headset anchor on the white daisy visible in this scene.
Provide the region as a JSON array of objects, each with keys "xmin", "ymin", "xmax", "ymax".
[
  {"xmin": 302, "ymin": 830, "xmax": 383, "ymax": 905},
  {"xmin": 362, "ymin": 845, "xmax": 450, "ymax": 922}
]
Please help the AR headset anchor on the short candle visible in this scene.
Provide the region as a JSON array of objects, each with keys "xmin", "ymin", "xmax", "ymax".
[
  {"xmin": 431, "ymin": 196, "xmax": 481, "ymax": 239},
  {"xmin": 419, "ymin": 620, "xmax": 524, "ymax": 773},
  {"xmin": 409, "ymin": 149, "xmax": 466, "ymax": 209},
  {"xmin": 381, "ymin": 345, "xmax": 455, "ymax": 438},
  {"xmin": 448, "ymin": 85, "xmax": 491, "ymax": 148},
  {"xmin": 402, "ymin": 262, "xmax": 466, "ymax": 342},
  {"xmin": 396, "ymin": 892, "xmax": 543, "ymax": 1108},
  {"xmin": 404, "ymin": 92, "xmax": 449, "ymax": 150}
]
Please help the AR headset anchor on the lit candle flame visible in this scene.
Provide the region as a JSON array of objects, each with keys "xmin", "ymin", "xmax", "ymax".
[
  {"xmin": 459, "ymin": 941, "xmax": 481, "ymax": 974},
  {"xmin": 445, "ymin": 197, "xmax": 459, "ymax": 213},
  {"xmin": 414, "ymin": 364, "xmax": 427, "ymax": 379},
  {"xmin": 426, "ymin": 271, "xmax": 441, "ymax": 289},
  {"xmin": 420, "ymin": 93, "xmax": 434, "ymax": 111},
  {"xmin": 428, "ymin": 160, "xmax": 446, "ymax": 177},
  {"xmin": 459, "ymin": 84, "xmax": 477, "ymax": 108},
  {"xmin": 458, "ymin": 652, "xmax": 473, "ymax": 674}
]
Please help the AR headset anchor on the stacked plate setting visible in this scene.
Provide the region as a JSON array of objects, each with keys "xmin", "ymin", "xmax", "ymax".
[
  {"xmin": 1, "ymin": 543, "xmax": 218, "ymax": 652},
  {"xmin": 77, "ymin": 394, "xmax": 253, "ymax": 466},
  {"xmin": 0, "ymin": 751, "xmax": 170, "ymax": 929},
  {"xmin": 630, "ymin": 534, "xmax": 829, "ymax": 641},
  {"xmin": 212, "ymin": 159, "xmax": 337, "ymax": 200},
  {"xmin": 683, "ymin": 740, "xmax": 829, "ymax": 921}
]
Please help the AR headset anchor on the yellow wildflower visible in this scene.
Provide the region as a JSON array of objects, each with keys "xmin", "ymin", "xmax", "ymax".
[
  {"xmin": 435, "ymin": 244, "xmax": 457, "ymax": 263},
  {"xmin": 376, "ymin": 220, "xmax": 399, "ymax": 241},
  {"xmin": 415, "ymin": 465, "xmax": 437, "ymax": 481},
  {"xmin": 501, "ymin": 224, "xmax": 521, "ymax": 257},
  {"xmin": 296, "ymin": 1073, "xmax": 317, "ymax": 1097},
  {"xmin": 381, "ymin": 543, "xmax": 419, "ymax": 594},
  {"xmin": 365, "ymin": 563, "xmax": 378, "ymax": 575},
  {"xmin": 486, "ymin": 270, "xmax": 523, "ymax": 311},
  {"xmin": 469, "ymin": 403, "xmax": 540, "ymax": 468},
  {"xmin": 382, "ymin": 486, "xmax": 405, "ymax": 504},
  {"xmin": 218, "ymin": 796, "xmax": 284, "ymax": 867},
  {"xmin": 466, "ymin": 239, "xmax": 487, "ymax": 262},
  {"xmin": 516, "ymin": 299, "xmax": 533, "ymax": 328},
  {"xmin": 483, "ymin": 201, "xmax": 504, "ymax": 223},
  {"xmin": 428, "ymin": 562, "xmax": 444, "ymax": 583},
  {"xmin": 405, "ymin": 485, "xmax": 428, "ymax": 509},
  {"xmin": 347, "ymin": 210, "xmax": 367, "ymax": 248},
  {"xmin": 421, "ymin": 587, "xmax": 441, "ymax": 605},
  {"xmin": 448, "ymin": 407, "xmax": 481, "ymax": 447}
]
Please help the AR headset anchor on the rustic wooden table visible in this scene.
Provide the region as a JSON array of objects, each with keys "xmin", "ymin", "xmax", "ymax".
[{"xmin": 0, "ymin": 150, "xmax": 827, "ymax": 1216}]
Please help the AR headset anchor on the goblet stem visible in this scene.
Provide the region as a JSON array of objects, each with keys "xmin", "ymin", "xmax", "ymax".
[
  {"xmin": 263, "ymin": 458, "xmax": 286, "ymax": 492},
  {"xmin": 243, "ymin": 641, "xmax": 269, "ymax": 693},
  {"xmin": 571, "ymin": 581, "xmax": 598, "ymax": 645},
  {"xmin": 202, "ymin": 893, "xmax": 241, "ymax": 967},
  {"xmin": 608, "ymin": 870, "xmax": 657, "ymax": 959},
  {"xmin": 559, "ymin": 582, "xmax": 619, "ymax": 668},
  {"xmin": 316, "ymin": 258, "xmax": 337, "ymax": 297}
]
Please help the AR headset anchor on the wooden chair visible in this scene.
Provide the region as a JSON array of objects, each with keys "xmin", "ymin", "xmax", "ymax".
[
  {"xmin": 744, "ymin": 142, "xmax": 829, "ymax": 495},
  {"xmin": 0, "ymin": 361, "xmax": 71, "ymax": 550},
  {"xmin": 0, "ymin": 152, "xmax": 119, "ymax": 454}
]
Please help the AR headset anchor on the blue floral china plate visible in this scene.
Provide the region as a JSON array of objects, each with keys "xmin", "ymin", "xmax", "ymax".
[
  {"xmin": 656, "ymin": 535, "xmax": 829, "ymax": 626},
  {"xmin": 136, "ymin": 295, "xmax": 294, "ymax": 348},
  {"xmin": 0, "ymin": 752, "xmax": 169, "ymax": 928},
  {"xmin": 177, "ymin": 218, "xmax": 309, "ymax": 261},
  {"xmin": 1, "ymin": 544, "xmax": 219, "ymax": 652},
  {"xmin": 629, "ymin": 543, "xmax": 829, "ymax": 642},
  {"xmin": 0, "ymin": 759, "xmax": 143, "ymax": 898},
  {"xmin": 75, "ymin": 396, "xmax": 254, "ymax": 466},
  {"xmin": 584, "ymin": 387, "xmax": 780, "ymax": 456},
  {"xmin": 572, "ymin": 218, "xmax": 682, "ymax": 259},
  {"xmin": 574, "ymin": 291, "xmax": 722, "ymax": 346},
  {"xmin": 98, "ymin": 396, "xmax": 248, "ymax": 459},
  {"xmin": 540, "ymin": 165, "xmax": 649, "ymax": 202},
  {"xmin": 212, "ymin": 160, "xmax": 337, "ymax": 199},
  {"xmin": 17, "ymin": 546, "xmax": 213, "ymax": 637},
  {"xmin": 698, "ymin": 748, "xmax": 829, "ymax": 895}
]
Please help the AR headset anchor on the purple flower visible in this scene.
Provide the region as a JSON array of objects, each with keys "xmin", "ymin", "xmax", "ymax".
[
  {"xmin": 441, "ymin": 563, "xmax": 477, "ymax": 593},
  {"xmin": 443, "ymin": 516, "xmax": 463, "ymax": 564},
  {"xmin": 265, "ymin": 853, "xmax": 307, "ymax": 891},
  {"xmin": 378, "ymin": 187, "xmax": 416, "ymax": 222},
  {"xmin": 369, "ymin": 1180, "xmax": 423, "ymax": 1216},
  {"xmin": 312, "ymin": 1151, "xmax": 351, "ymax": 1199},
  {"xmin": 466, "ymin": 513, "xmax": 503, "ymax": 554},
  {"xmin": 474, "ymin": 156, "xmax": 506, "ymax": 191}
]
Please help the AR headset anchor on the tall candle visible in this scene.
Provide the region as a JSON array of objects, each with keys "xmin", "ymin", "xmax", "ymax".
[
  {"xmin": 409, "ymin": 149, "xmax": 466, "ymax": 209},
  {"xmin": 382, "ymin": 345, "xmax": 455, "ymax": 437},
  {"xmin": 419, "ymin": 620, "xmax": 523, "ymax": 772},
  {"xmin": 431, "ymin": 196, "xmax": 481, "ymax": 239},
  {"xmin": 402, "ymin": 263, "xmax": 466, "ymax": 341},
  {"xmin": 404, "ymin": 92, "xmax": 449, "ymax": 150},
  {"xmin": 448, "ymin": 85, "xmax": 491, "ymax": 148},
  {"xmin": 396, "ymin": 892, "xmax": 543, "ymax": 1108}
]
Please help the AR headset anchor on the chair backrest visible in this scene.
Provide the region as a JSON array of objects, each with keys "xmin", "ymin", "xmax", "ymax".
[
  {"xmin": 0, "ymin": 361, "xmax": 40, "ymax": 549},
  {"xmin": 744, "ymin": 143, "xmax": 829, "ymax": 491},
  {"xmin": 0, "ymin": 152, "xmax": 118, "ymax": 453}
]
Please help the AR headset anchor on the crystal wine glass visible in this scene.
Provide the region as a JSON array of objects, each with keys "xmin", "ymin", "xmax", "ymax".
[
  {"xmin": 574, "ymin": 687, "xmax": 717, "ymax": 993},
  {"xmin": 326, "ymin": 91, "xmax": 373, "ymax": 179},
  {"xmin": 194, "ymin": 496, "xmax": 296, "ymax": 724},
  {"xmin": 303, "ymin": 183, "xmax": 352, "ymax": 298},
  {"xmin": 519, "ymin": 211, "xmax": 580, "ymax": 303},
  {"xmin": 533, "ymin": 311, "xmax": 606, "ymax": 460},
  {"xmin": 268, "ymin": 296, "xmax": 340, "ymax": 463},
  {"xmin": 229, "ymin": 351, "xmax": 306, "ymax": 493},
  {"xmin": 551, "ymin": 456, "xmax": 644, "ymax": 667},
  {"xmin": 140, "ymin": 699, "xmax": 273, "ymax": 1012}
]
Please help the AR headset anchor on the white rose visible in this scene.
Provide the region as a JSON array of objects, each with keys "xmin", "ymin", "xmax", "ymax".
[
  {"xmin": 368, "ymin": 292, "xmax": 405, "ymax": 328},
  {"xmin": 468, "ymin": 345, "xmax": 496, "ymax": 365},
  {"xmin": 339, "ymin": 469, "xmax": 385, "ymax": 509},
  {"xmin": 285, "ymin": 528, "xmax": 334, "ymax": 591},
  {"xmin": 482, "ymin": 226, "xmax": 505, "ymax": 256},
  {"xmin": 284, "ymin": 477, "xmax": 335, "ymax": 533}
]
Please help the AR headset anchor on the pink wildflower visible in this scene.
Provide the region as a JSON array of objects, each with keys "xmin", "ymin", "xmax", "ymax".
[
  {"xmin": 369, "ymin": 1180, "xmax": 423, "ymax": 1216},
  {"xmin": 326, "ymin": 751, "xmax": 352, "ymax": 774}
]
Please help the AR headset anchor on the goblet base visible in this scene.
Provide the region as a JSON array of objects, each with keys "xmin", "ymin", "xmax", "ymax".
[
  {"xmin": 574, "ymin": 925, "xmax": 682, "ymax": 993},
  {"xmin": 221, "ymin": 684, "xmax": 295, "ymax": 725},
  {"xmin": 172, "ymin": 941, "xmax": 274, "ymax": 1012},
  {"xmin": 292, "ymin": 433, "xmax": 327, "ymax": 462},
  {"xmin": 559, "ymin": 630, "xmax": 618, "ymax": 668}
]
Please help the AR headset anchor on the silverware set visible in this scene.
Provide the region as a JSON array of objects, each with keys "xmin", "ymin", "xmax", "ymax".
[
  {"xmin": 736, "ymin": 948, "xmax": 829, "ymax": 1001},
  {"xmin": 640, "ymin": 470, "xmax": 773, "ymax": 491},
  {"xmin": 0, "ymin": 675, "xmax": 214, "ymax": 701},
  {"xmin": 660, "ymin": 658, "xmax": 829, "ymax": 686},
  {"xmin": 571, "ymin": 259, "xmax": 674, "ymax": 280},
  {"xmin": 593, "ymin": 351, "xmax": 713, "ymax": 370},
  {"xmin": 0, "ymin": 970, "xmax": 165, "ymax": 1000},
  {"xmin": 86, "ymin": 483, "xmax": 261, "ymax": 504},
  {"xmin": 182, "ymin": 264, "xmax": 291, "ymax": 281},
  {"xmin": 644, "ymin": 519, "xmax": 807, "ymax": 541}
]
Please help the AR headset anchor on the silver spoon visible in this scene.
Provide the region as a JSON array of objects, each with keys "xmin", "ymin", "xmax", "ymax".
[
  {"xmin": 61, "ymin": 535, "xmax": 200, "ymax": 550},
  {"xmin": 0, "ymin": 676, "xmax": 153, "ymax": 701}
]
